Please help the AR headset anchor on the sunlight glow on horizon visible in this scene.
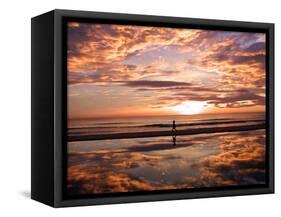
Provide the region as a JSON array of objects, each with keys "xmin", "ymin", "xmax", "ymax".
[{"xmin": 169, "ymin": 101, "xmax": 210, "ymax": 115}]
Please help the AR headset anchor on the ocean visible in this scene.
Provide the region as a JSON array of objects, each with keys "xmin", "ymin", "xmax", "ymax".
[{"xmin": 68, "ymin": 112, "xmax": 265, "ymax": 138}]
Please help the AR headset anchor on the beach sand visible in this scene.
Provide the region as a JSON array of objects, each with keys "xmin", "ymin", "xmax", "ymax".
[{"xmin": 68, "ymin": 123, "xmax": 266, "ymax": 141}]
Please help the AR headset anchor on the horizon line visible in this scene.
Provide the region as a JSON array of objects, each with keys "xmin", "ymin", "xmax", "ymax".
[{"xmin": 68, "ymin": 110, "xmax": 265, "ymax": 121}]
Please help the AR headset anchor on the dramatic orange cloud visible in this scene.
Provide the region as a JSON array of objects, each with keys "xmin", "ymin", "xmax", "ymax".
[{"xmin": 67, "ymin": 22, "xmax": 266, "ymax": 119}]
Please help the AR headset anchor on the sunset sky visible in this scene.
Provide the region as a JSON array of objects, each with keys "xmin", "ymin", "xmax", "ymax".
[{"xmin": 67, "ymin": 22, "xmax": 266, "ymax": 119}]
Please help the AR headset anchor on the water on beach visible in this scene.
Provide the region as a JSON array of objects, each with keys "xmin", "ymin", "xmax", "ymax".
[
  {"xmin": 68, "ymin": 112, "xmax": 265, "ymax": 137},
  {"xmin": 67, "ymin": 112, "xmax": 266, "ymax": 195}
]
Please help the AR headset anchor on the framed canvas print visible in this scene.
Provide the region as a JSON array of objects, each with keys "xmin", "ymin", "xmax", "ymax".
[{"xmin": 31, "ymin": 9, "xmax": 274, "ymax": 207}]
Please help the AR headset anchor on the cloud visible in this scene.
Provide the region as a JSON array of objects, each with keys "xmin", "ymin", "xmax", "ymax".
[
  {"xmin": 68, "ymin": 64, "xmax": 140, "ymax": 85},
  {"xmin": 155, "ymin": 87, "xmax": 264, "ymax": 109},
  {"xmin": 68, "ymin": 22, "xmax": 80, "ymax": 28},
  {"xmin": 183, "ymin": 32, "xmax": 266, "ymax": 91},
  {"xmin": 231, "ymin": 54, "xmax": 265, "ymax": 65},
  {"xmin": 67, "ymin": 22, "xmax": 266, "ymax": 114},
  {"xmin": 207, "ymin": 89, "xmax": 265, "ymax": 108},
  {"xmin": 68, "ymin": 64, "xmax": 183, "ymax": 86},
  {"xmin": 67, "ymin": 23, "xmax": 195, "ymax": 73},
  {"xmin": 244, "ymin": 42, "xmax": 266, "ymax": 53},
  {"xmin": 124, "ymin": 80, "xmax": 192, "ymax": 88}
]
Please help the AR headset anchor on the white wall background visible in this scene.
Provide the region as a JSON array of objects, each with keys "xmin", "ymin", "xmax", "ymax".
[{"xmin": 0, "ymin": 0, "xmax": 279, "ymax": 215}]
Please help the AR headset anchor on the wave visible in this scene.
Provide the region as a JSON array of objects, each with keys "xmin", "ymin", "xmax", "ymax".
[
  {"xmin": 69, "ymin": 119, "xmax": 265, "ymax": 130},
  {"xmin": 68, "ymin": 123, "xmax": 266, "ymax": 142}
]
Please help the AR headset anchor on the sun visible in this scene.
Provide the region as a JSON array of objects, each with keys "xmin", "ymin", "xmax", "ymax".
[{"xmin": 170, "ymin": 101, "xmax": 209, "ymax": 115}]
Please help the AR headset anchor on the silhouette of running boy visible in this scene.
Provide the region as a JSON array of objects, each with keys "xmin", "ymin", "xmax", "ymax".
[{"xmin": 172, "ymin": 120, "xmax": 176, "ymax": 132}]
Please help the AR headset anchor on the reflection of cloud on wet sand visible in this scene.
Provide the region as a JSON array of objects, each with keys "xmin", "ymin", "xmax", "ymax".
[
  {"xmin": 67, "ymin": 152, "xmax": 175, "ymax": 194},
  {"xmin": 67, "ymin": 130, "xmax": 266, "ymax": 195},
  {"xmin": 196, "ymin": 131, "xmax": 266, "ymax": 186},
  {"xmin": 68, "ymin": 167, "xmax": 155, "ymax": 194}
]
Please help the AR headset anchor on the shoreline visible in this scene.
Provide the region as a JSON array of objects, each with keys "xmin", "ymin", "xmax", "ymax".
[
  {"xmin": 68, "ymin": 119, "xmax": 265, "ymax": 130},
  {"xmin": 68, "ymin": 123, "xmax": 266, "ymax": 142}
]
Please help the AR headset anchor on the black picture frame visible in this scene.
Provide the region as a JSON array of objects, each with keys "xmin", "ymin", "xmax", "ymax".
[{"xmin": 31, "ymin": 9, "xmax": 274, "ymax": 207}]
